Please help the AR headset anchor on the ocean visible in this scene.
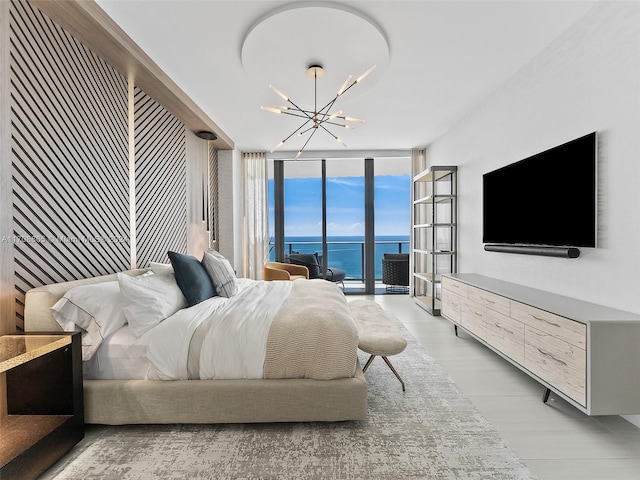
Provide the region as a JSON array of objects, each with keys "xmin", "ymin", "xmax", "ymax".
[{"xmin": 269, "ymin": 235, "xmax": 410, "ymax": 281}]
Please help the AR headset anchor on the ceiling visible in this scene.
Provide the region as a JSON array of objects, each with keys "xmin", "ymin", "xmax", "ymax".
[{"xmin": 95, "ymin": 0, "xmax": 596, "ymax": 154}]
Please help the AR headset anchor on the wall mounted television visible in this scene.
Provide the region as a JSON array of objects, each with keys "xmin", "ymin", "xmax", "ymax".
[{"xmin": 483, "ymin": 132, "xmax": 597, "ymax": 249}]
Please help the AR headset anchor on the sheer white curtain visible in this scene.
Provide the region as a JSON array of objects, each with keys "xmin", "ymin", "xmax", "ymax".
[
  {"xmin": 242, "ymin": 152, "xmax": 269, "ymax": 279},
  {"xmin": 411, "ymin": 148, "xmax": 426, "ymax": 177}
]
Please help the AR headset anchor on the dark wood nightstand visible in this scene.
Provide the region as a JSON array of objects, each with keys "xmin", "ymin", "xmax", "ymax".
[{"xmin": 0, "ymin": 332, "xmax": 84, "ymax": 480}]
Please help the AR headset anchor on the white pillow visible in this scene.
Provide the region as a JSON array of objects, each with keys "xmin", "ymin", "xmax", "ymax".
[
  {"xmin": 149, "ymin": 262, "xmax": 173, "ymax": 275},
  {"xmin": 51, "ymin": 281, "xmax": 126, "ymax": 361},
  {"xmin": 201, "ymin": 249, "xmax": 238, "ymax": 298},
  {"xmin": 117, "ymin": 272, "xmax": 187, "ymax": 338}
]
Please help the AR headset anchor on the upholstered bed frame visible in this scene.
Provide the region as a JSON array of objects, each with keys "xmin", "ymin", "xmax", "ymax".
[{"xmin": 24, "ymin": 271, "xmax": 367, "ymax": 424}]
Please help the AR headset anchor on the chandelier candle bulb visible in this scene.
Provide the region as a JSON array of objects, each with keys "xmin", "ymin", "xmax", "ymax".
[
  {"xmin": 270, "ymin": 141, "xmax": 285, "ymax": 153},
  {"xmin": 269, "ymin": 85, "xmax": 289, "ymax": 101},
  {"xmin": 328, "ymin": 110, "xmax": 343, "ymax": 120},
  {"xmin": 337, "ymin": 75, "xmax": 352, "ymax": 96},
  {"xmin": 355, "ymin": 65, "xmax": 377, "ymax": 83},
  {"xmin": 261, "ymin": 106, "xmax": 282, "ymax": 114}
]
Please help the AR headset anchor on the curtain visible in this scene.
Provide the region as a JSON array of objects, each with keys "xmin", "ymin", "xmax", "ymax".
[
  {"xmin": 242, "ymin": 152, "xmax": 269, "ymax": 279},
  {"xmin": 411, "ymin": 148, "xmax": 426, "ymax": 177},
  {"xmin": 411, "ymin": 149, "xmax": 428, "ymax": 244}
]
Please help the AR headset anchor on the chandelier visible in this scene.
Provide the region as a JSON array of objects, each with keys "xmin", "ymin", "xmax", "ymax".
[{"xmin": 261, "ymin": 64, "xmax": 376, "ymax": 159}]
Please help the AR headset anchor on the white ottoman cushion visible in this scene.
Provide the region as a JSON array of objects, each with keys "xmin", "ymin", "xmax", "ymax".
[{"xmin": 349, "ymin": 299, "xmax": 407, "ymax": 356}]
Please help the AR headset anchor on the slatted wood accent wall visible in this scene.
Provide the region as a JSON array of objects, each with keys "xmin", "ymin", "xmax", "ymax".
[
  {"xmin": 134, "ymin": 86, "xmax": 187, "ymax": 267},
  {"xmin": 5, "ymin": 0, "xmax": 204, "ymax": 330},
  {"xmin": 10, "ymin": 0, "xmax": 129, "ymax": 327},
  {"xmin": 208, "ymin": 143, "xmax": 219, "ymax": 247}
]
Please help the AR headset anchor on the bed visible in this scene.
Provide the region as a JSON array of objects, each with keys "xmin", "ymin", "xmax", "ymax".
[{"xmin": 23, "ymin": 269, "xmax": 367, "ymax": 424}]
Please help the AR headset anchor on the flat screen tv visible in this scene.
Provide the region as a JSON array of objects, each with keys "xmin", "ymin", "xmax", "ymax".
[{"xmin": 483, "ymin": 132, "xmax": 597, "ymax": 248}]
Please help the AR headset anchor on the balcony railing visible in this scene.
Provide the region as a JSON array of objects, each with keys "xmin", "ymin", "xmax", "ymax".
[{"xmin": 269, "ymin": 240, "xmax": 409, "ymax": 282}]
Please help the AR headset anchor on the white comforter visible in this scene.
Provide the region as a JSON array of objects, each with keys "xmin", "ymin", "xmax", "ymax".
[{"xmin": 139, "ymin": 278, "xmax": 293, "ymax": 380}]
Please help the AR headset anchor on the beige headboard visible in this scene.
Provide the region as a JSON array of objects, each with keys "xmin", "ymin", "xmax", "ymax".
[{"xmin": 24, "ymin": 269, "xmax": 148, "ymax": 332}]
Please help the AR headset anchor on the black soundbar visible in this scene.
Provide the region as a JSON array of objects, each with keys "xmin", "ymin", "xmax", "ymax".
[{"xmin": 484, "ymin": 244, "xmax": 580, "ymax": 258}]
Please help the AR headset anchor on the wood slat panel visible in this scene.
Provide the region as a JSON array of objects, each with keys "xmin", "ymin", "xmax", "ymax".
[
  {"xmin": 134, "ymin": 87, "xmax": 187, "ymax": 267},
  {"xmin": 10, "ymin": 0, "xmax": 129, "ymax": 327},
  {"xmin": 208, "ymin": 144, "xmax": 218, "ymax": 247},
  {"xmin": 1, "ymin": 0, "xmax": 16, "ymax": 335}
]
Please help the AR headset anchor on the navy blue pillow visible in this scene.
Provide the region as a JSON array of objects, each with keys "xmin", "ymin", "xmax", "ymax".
[{"xmin": 167, "ymin": 251, "xmax": 216, "ymax": 306}]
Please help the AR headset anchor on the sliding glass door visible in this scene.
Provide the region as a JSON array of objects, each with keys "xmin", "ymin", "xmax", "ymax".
[
  {"xmin": 268, "ymin": 156, "xmax": 409, "ymax": 294},
  {"xmin": 374, "ymin": 157, "xmax": 411, "ymax": 288},
  {"xmin": 325, "ymin": 159, "xmax": 365, "ymax": 290}
]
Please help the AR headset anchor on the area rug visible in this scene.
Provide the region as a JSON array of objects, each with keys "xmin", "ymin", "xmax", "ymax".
[{"xmin": 44, "ymin": 319, "xmax": 537, "ymax": 480}]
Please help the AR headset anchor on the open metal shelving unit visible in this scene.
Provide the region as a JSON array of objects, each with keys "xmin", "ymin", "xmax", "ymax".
[{"xmin": 411, "ymin": 166, "xmax": 457, "ymax": 315}]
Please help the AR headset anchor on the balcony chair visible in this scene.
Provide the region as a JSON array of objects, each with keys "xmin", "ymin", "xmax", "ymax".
[
  {"xmin": 381, "ymin": 253, "xmax": 409, "ymax": 293},
  {"xmin": 288, "ymin": 253, "xmax": 346, "ymax": 287},
  {"xmin": 263, "ymin": 262, "xmax": 309, "ymax": 281}
]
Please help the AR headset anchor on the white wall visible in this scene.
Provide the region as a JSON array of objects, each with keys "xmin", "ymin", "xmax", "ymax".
[
  {"xmin": 425, "ymin": 1, "xmax": 640, "ymax": 426},
  {"xmin": 218, "ymin": 148, "xmax": 244, "ymax": 273}
]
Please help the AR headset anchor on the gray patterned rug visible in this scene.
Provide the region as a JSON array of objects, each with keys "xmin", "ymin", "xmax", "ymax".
[{"xmin": 43, "ymin": 320, "xmax": 537, "ymax": 480}]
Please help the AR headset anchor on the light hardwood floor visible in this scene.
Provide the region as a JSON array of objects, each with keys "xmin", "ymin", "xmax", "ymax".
[{"xmin": 362, "ymin": 293, "xmax": 640, "ymax": 480}]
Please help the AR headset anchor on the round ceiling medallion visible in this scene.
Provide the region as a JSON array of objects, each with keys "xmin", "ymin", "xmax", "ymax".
[{"xmin": 241, "ymin": 3, "xmax": 390, "ymax": 102}]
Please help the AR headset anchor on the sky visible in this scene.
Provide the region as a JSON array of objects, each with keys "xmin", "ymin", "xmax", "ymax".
[{"xmin": 268, "ymin": 175, "xmax": 410, "ymax": 238}]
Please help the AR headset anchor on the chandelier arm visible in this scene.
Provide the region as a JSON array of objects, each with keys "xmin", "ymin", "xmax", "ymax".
[
  {"xmin": 297, "ymin": 127, "xmax": 319, "ymax": 157},
  {"xmin": 285, "ymin": 98, "xmax": 315, "ymax": 121},
  {"xmin": 336, "ymin": 80, "xmax": 359, "ymax": 98},
  {"xmin": 298, "ymin": 125, "xmax": 316, "ymax": 136},
  {"xmin": 318, "ymin": 123, "xmax": 345, "ymax": 147},
  {"xmin": 322, "ymin": 120, "xmax": 352, "ymax": 128},
  {"xmin": 281, "ymin": 119, "xmax": 314, "ymax": 143},
  {"xmin": 317, "ymin": 96, "xmax": 340, "ymax": 118},
  {"xmin": 280, "ymin": 111, "xmax": 315, "ymax": 120}
]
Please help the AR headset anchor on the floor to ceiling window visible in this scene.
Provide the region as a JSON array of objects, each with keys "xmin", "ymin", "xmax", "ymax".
[
  {"xmin": 268, "ymin": 155, "xmax": 410, "ymax": 294},
  {"xmin": 374, "ymin": 157, "xmax": 411, "ymax": 291}
]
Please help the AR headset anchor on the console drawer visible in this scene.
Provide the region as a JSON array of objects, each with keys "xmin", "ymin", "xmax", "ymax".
[
  {"xmin": 441, "ymin": 288, "xmax": 462, "ymax": 322},
  {"xmin": 486, "ymin": 309, "xmax": 524, "ymax": 365},
  {"xmin": 511, "ymin": 301, "xmax": 586, "ymax": 349},
  {"xmin": 524, "ymin": 326, "xmax": 586, "ymax": 406},
  {"xmin": 442, "ymin": 277, "xmax": 468, "ymax": 298},
  {"xmin": 460, "ymin": 297, "xmax": 487, "ymax": 340},
  {"xmin": 468, "ymin": 286, "xmax": 510, "ymax": 316}
]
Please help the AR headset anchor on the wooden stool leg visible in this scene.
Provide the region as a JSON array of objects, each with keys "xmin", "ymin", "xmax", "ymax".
[
  {"xmin": 362, "ymin": 354, "xmax": 376, "ymax": 373},
  {"xmin": 382, "ymin": 356, "xmax": 406, "ymax": 392}
]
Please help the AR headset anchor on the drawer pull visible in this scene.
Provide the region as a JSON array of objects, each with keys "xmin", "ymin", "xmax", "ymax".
[
  {"xmin": 536, "ymin": 347, "xmax": 567, "ymax": 366},
  {"xmin": 531, "ymin": 314, "xmax": 560, "ymax": 329},
  {"xmin": 496, "ymin": 323, "xmax": 513, "ymax": 335},
  {"xmin": 484, "ymin": 298, "xmax": 495, "ymax": 304}
]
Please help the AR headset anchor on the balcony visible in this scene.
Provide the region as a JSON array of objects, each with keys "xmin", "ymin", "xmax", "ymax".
[{"xmin": 269, "ymin": 238, "xmax": 409, "ymax": 292}]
